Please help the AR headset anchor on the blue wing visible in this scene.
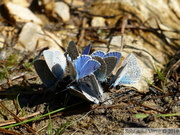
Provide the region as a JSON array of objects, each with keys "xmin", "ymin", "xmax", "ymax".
[
  {"xmin": 82, "ymin": 43, "xmax": 92, "ymax": 55},
  {"xmin": 73, "ymin": 55, "xmax": 91, "ymax": 76},
  {"xmin": 77, "ymin": 59, "xmax": 101, "ymax": 79},
  {"xmin": 91, "ymin": 50, "xmax": 105, "ymax": 57},
  {"xmin": 104, "ymin": 52, "xmax": 121, "ymax": 65}
]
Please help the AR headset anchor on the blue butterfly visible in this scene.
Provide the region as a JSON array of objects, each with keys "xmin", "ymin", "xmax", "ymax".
[
  {"xmin": 110, "ymin": 53, "xmax": 141, "ymax": 87},
  {"xmin": 66, "ymin": 41, "xmax": 79, "ymax": 61},
  {"xmin": 91, "ymin": 50, "xmax": 122, "ymax": 81},
  {"xmin": 91, "ymin": 50, "xmax": 121, "ymax": 65},
  {"xmin": 43, "ymin": 50, "xmax": 67, "ymax": 80},
  {"xmin": 68, "ymin": 55, "xmax": 101, "ymax": 81},
  {"xmin": 66, "ymin": 41, "xmax": 92, "ymax": 61},
  {"xmin": 68, "ymin": 74, "xmax": 103, "ymax": 104},
  {"xmin": 82, "ymin": 43, "xmax": 92, "ymax": 55}
]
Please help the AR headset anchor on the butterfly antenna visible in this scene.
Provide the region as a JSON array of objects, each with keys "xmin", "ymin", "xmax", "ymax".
[
  {"xmin": 55, "ymin": 88, "xmax": 69, "ymax": 95},
  {"xmin": 100, "ymin": 89, "xmax": 136, "ymax": 105},
  {"xmin": 66, "ymin": 80, "xmax": 76, "ymax": 87},
  {"xmin": 34, "ymin": 47, "xmax": 49, "ymax": 60}
]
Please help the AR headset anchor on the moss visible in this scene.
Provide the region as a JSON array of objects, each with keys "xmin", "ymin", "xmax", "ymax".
[
  {"xmin": 0, "ymin": 70, "xmax": 6, "ymax": 80},
  {"xmin": 5, "ymin": 53, "xmax": 19, "ymax": 67}
]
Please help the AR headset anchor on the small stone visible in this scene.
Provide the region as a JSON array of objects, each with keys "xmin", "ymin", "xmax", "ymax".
[
  {"xmin": 5, "ymin": 2, "xmax": 42, "ymax": 25},
  {"xmin": 4, "ymin": 0, "xmax": 32, "ymax": 7},
  {"xmin": 17, "ymin": 22, "xmax": 43, "ymax": 51},
  {"xmin": 54, "ymin": 2, "xmax": 70, "ymax": 22},
  {"xmin": 0, "ymin": 49, "xmax": 6, "ymax": 60},
  {"xmin": 0, "ymin": 38, "xmax": 4, "ymax": 48},
  {"xmin": 91, "ymin": 17, "xmax": 106, "ymax": 27},
  {"xmin": 169, "ymin": 0, "xmax": 180, "ymax": 18},
  {"xmin": 65, "ymin": 0, "xmax": 84, "ymax": 6},
  {"xmin": 40, "ymin": 0, "xmax": 55, "ymax": 15},
  {"xmin": 16, "ymin": 22, "xmax": 63, "ymax": 52}
]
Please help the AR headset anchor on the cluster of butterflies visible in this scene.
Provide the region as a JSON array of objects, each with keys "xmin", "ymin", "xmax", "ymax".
[{"xmin": 34, "ymin": 41, "xmax": 141, "ymax": 104}]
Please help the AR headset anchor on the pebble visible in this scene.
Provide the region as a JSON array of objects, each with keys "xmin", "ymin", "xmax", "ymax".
[
  {"xmin": 16, "ymin": 22, "xmax": 63, "ymax": 52},
  {"xmin": 5, "ymin": 2, "xmax": 42, "ymax": 25},
  {"xmin": 91, "ymin": 17, "xmax": 106, "ymax": 27},
  {"xmin": 54, "ymin": 2, "xmax": 70, "ymax": 22}
]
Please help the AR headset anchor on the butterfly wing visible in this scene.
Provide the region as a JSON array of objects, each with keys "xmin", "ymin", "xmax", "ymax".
[
  {"xmin": 43, "ymin": 50, "xmax": 54, "ymax": 71},
  {"xmin": 66, "ymin": 41, "xmax": 79, "ymax": 61},
  {"xmin": 79, "ymin": 74, "xmax": 103, "ymax": 104},
  {"xmin": 93, "ymin": 56, "xmax": 107, "ymax": 82},
  {"xmin": 73, "ymin": 55, "xmax": 100, "ymax": 80},
  {"xmin": 43, "ymin": 50, "xmax": 66, "ymax": 80},
  {"xmin": 81, "ymin": 87, "xmax": 100, "ymax": 104},
  {"xmin": 50, "ymin": 51, "xmax": 67, "ymax": 79},
  {"xmin": 119, "ymin": 54, "xmax": 141, "ymax": 84},
  {"xmin": 67, "ymin": 60, "xmax": 77, "ymax": 80},
  {"xmin": 88, "ymin": 74, "xmax": 104, "ymax": 97},
  {"xmin": 68, "ymin": 85, "xmax": 90, "ymax": 101},
  {"xmin": 82, "ymin": 43, "xmax": 92, "ymax": 55},
  {"xmin": 53, "ymin": 51, "xmax": 67, "ymax": 71},
  {"xmin": 111, "ymin": 53, "xmax": 141, "ymax": 87},
  {"xmin": 104, "ymin": 56, "xmax": 117, "ymax": 77},
  {"xmin": 78, "ymin": 59, "xmax": 101, "ymax": 79},
  {"xmin": 110, "ymin": 63, "xmax": 128, "ymax": 87},
  {"xmin": 34, "ymin": 59, "xmax": 57, "ymax": 89},
  {"xmin": 104, "ymin": 52, "xmax": 121, "ymax": 65},
  {"xmin": 91, "ymin": 50, "xmax": 105, "ymax": 57},
  {"xmin": 73, "ymin": 55, "xmax": 91, "ymax": 78}
]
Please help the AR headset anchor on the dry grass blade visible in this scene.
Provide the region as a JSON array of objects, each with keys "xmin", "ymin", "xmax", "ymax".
[
  {"xmin": 0, "ymin": 101, "xmax": 37, "ymax": 134},
  {"xmin": 0, "ymin": 112, "xmax": 41, "ymax": 127},
  {"xmin": 0, "ymin": 127, "xmax": 23, "ymax": 135}
]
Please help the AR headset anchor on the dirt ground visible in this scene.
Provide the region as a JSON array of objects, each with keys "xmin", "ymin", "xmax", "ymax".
[{"xmin": 0, "ymin": 0, "xmax": 179, "ymax": 135}]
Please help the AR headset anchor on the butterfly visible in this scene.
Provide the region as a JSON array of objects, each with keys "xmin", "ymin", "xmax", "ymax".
[
  {"xmin": 34, "ymin": 59, "xmax": 58, "ymax": 89},
  {"xmin": 43, "ymin": 50, "xmax": 67, "ymax": 80},
  {"xmin": 68, "ymin": 55, "xmax": 101, "ymax": 81},
  {"xmin": 66, "ymin": 40, "xmax": 92, "ymax": 61},
  {"xmin": 68, "ymin": 74, "xmax": 103, "ymax": 104},
  {"xmin": 91, "ymin": 50, "xmax": 121, "ymax": 65},
  {"xmin": 82, "ymin": 43, "xmax": 92, "ymax": 55},
  {"xmin": 91, "ymin": 50, "xmax": 122, "ymax": 81},
  {"xmin": 66, "ymin": 41, "xmax": 79, "ymax": 61},
  {"xmin": 110, "ymin": 53, "xmax": 141, "ymax": 88}
]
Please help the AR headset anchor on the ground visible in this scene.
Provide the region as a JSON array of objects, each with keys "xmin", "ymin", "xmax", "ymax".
[{"xmin": 0, "ymin": 0, "xmax": 179, "ymax": 135}]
